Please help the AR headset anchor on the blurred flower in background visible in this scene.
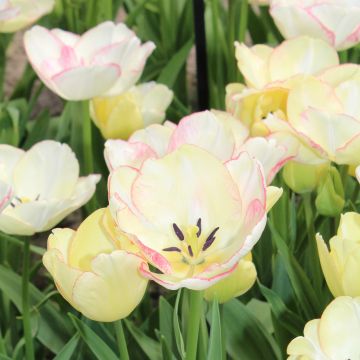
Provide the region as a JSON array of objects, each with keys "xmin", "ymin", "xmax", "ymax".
[
  {"xmin": 24, "ymin": 21, "xmax": 155, "ymax": 100},
  {"xmin": 270, "ymin": 0, "xmax": 360, "ymax": 51},
  {"xmin": 0, "ymin": 0, "xmax": 54, "ymax": 33},
  {"xmin": 287, "ymin": 296, "xmax": 360, "ymax": 359},
  {"xmin": 90, "ymin": 82, "xmax": 173, "ymax": 140},
  {"xmin": 0, "ymin": 140, "xmax": 100, "ymax": 235},
  {"xmin": 317, "ymin": 212, "xmax": 360, "ymax": 297},
  {"xmin": 43, "ymin": 208, "xmax": 148, "ymax": 322}
]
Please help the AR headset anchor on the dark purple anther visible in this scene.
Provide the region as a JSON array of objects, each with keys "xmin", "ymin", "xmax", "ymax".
[
  {"xmin": 202, "ymin": 227, "xmax": 219, "ymax": 251},
  {"xmin": 196, "ymin": 218, "xmax": 202, "ymax": 237},
  {"xmin": 173, "ymin": 223, "xmax": 184, "ymax": 241},
  {"xmin": 163, "ymin": 247, "xmax": 181, "ymax": 252},
  {"xmin": 188, "ymin": 245, "xmax": 194, "ymax": 257}
]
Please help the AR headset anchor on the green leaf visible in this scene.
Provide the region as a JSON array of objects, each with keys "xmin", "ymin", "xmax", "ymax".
[
  {"xmin": 157, "ymin": 38, "xmax": 193, "ymax": 88},
  {"xmin": 223, "ymin": 299, "xmax": 281, "ymax": 360},
  {"xmin": 207, "ymin": 300, "xmax": 222, "ymax": 360},
  {"xmin": 258, "ymin": 282, "xmax": 304, "ymax": 337},
  {"xmin": 69, "ymin": 314, "xmax": 118, "ymax": 360},
  {"xmin": 53, "ymin": 334, "xmax": 80, "ymax": 360},
  {"xmin": 23, "ymin": 110, "xmax": 51, "ymax": 149},
  {"xmin": 173, "ymin": 289, "xmax": 186, "ymax": 359},
  {"xmin": 125, "ymin": 319, "xmax": 162, "ymax": 360},
  {"xmin": 268, "ymin": 220, "xmax": 322, "ymax": 319},
  {"xmin": 159, "ymin": 296, "xmax": 174, "ymax": 352},
  {"xmin": 0, "ymin": 265, "xmax": 72, "ymax": 354}
]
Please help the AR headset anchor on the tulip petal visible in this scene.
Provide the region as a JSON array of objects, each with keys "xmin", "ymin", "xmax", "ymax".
[
  {"xmin": 129, "ymin": 124, "xmax": 175, "ymax": 157},
  {"xmin": 51, "ymin": 65, "xmax": 120, "ymax": 101},
  {"xmin": 269, "ymin": 37, "xmax": 339, "ymax": 82},
  {"xmin": 168, "ymin": 111, "xmax": 236, "ymax": 161},
  {"xmin": 104, "ymin": 139, "xmax": 157, "ymax": 171},
  {"xmin": 12, "ymin": 140, "xmax": 79, "ymax": 200},
  {"xmin": 319, "ymin": 297, "xmax": 360, "ymax": 359},
  {"xmin": 72, "ymin": 250, "xmax": 148, "ymax": 322},
  {"xmin": 0, "ymin": 144, "xmax": 24, "ymax": 183}
]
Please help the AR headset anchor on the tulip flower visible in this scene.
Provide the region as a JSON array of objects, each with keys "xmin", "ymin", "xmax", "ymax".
[
  {"xmin": 270, "ymin": 0, "xmax": 360, "ymax": 51},
  {"xmin": 24, "ymin": 21, "xmax": 155, "ymax": 100},
  {"xmin": 108, "ymin": 144, "xmax": 266, "ymax": 290},
  {"xmin": 0, "ymin": 140, "xmax": 100, "ymax": 235},
  {"xmin": 90, "ymin": 82, "xmax": 173, "ymax": 140},
  {"xmin": 264, "ymin": 73, "xmax": 360, "ymax": 167},
  {"xmin": 0, "ymin": 0, "xmax": 54, "ymax": 33},
  {"xmin": 43, "ymin": 208, "xmax": 148, "ymax": 322},
  {"xmin": 226, "ymin": 36, "xmax": 339, "ymax": 137},
  {"xmin": 287, "ymin": 296, "xmax": 360, "ymax": 359},
  {"xmin": 204, "ymin": 253, "xmax": 256, "ymax": 303},
  {"xmin": 317, "ymin": 212, "xmax": 360, "ymax": 297}
]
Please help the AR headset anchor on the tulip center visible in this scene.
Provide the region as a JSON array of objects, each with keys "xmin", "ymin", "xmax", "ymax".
[{"xmin": 162, "ymin": 218, "xmax": 220, "ymax": 267}]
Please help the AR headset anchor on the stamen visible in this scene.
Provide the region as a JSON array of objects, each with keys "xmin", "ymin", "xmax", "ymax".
[
  {"xmin": 188, "ymin": 245, "xmax": 194, "ymax": 257},
  {"xmin": 202, "ymin": 227, "xmax": 219, "ymax": 251},
  {"xmin": 15, "ymin": 196, "xmax": 22, "ymax": 203},
  {"xmin": 163, "ymin": 247, "xmax": 181, "ymax": 252},
  {"xmin": 173, "ymin": 223, "xmax": 184, "ymax": 241},
  {"xmin": 196, "ymin": 218, "xmax": 202, "ymax": 237},
  {"xmin": 35, "ymin": 194, "xmax": 40, "ymax": 201}
]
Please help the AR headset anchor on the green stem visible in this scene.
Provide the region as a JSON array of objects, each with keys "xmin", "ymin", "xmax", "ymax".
[
  {"xmin": 0, "ymin": 232, "xmax": 44, "ymax": 256},
  {"xmin": 114, "ymin": 320, "xmax": 129, "ymax": 360},
  {"xmin": 238, "ymin": 0, "xmax": 249, "ymax": 43},
  {"xmin": 81, "ymin": 100, "xmax": 97, "ymax": 214},
  {"xmin": 22, "ymin": 237, "xmax": 35, "ymax": 360},
  {"xmin": 185, "ymin": 290, "xmax": 203, "ymax": 360},
  {"xmin": 303, "ymin": 194, "xmax": 322, "ymax": 296},
  {"xmin": 220, "ymin": 304, "xmax": 226, "ymax": 360}
]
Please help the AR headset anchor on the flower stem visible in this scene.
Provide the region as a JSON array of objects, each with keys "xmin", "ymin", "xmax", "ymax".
[
  {"xmin": 114, "ymin": 320, "xmax": 129, "ymax": 360},
  {"xmin": 185, "ymin": 290, "xmax": 203, "ymax": 360},
  {"xmin": 22, "ymin": 236, "xmax": 35, "ymax": 360},
  {"xmin": 81, "ymin": 100, "xmax": 97, "ymax": 214}
]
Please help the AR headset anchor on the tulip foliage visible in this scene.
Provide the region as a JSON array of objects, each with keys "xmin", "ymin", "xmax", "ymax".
[{"xmin": 0, "ymin": 0, "xmax": 360, "ymax": 359}]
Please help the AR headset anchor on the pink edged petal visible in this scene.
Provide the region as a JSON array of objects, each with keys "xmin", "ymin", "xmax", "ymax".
[
  {"xmin": 336, "ymin": 132, "xmax": 360, "ymax": 166},
  {"xmin": 51, "ymin": 65, "xmax": 120, "ymax": 100},
  {"xmin": 74, "ymin": 21, "xmax": 117, "ymax": 60},
  {"xmin": 240, "ymin": 137, "xmax": 294, "ymax": 184},
  {"xmin": 104, "ymin": 41, "xmax": 155, "ymax": 96},
  {"xmin": 139, "ymin": 260, "xmax": 239, "ymax": 291},
  {"xmin": 268, "ymin": 36, "xmax": 339, "ymax": 82},
  {"xmin": 104, "ymin": 139, "xmax": 157, "ymax": 171},
  {"xmin": 129, "ymin": 124, "xmax": 175, "ymax": 157},
  {"xmin": 319, "ymin": 64, "xmax": 360, "ymax": 86},
  {"xmin": 168, "ymin": 110, "xmax": 236, "ymax": 161},
  {"xmin": 24, "ymin": 25, "xmax": 63, "ymax": 72}
]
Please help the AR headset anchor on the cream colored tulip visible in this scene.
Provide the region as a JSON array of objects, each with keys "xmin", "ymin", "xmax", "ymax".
[
  {"xmin": 204, "ymin": 253, "xmax": 256, "ymax": 303},
  {"xmin": 0, "ymin": 140, "xmax": 100, "ymax": 235},
  {"xmin": 90, "ymin": 82, "xmax": 173, "ymax": 140},
  {"xmin": 264, "ymin": 74, "xmax": 360, "ymax": 166},
  {"xmin": 0, "ymin": 0, "xmax": 54, "ymax": 33},
  {"xmin": 270, "ymin": 0, "xmax": 360, "ymax": 51},
  {"xmin": 317, "ymin": 212, "xmax": 360, "ymax": 297},
  {"xmin": 227, "ymin": 36, "xmax": 339, "ymax": 142},
  {"xmin": 108, "ymin": 144, "xmax": 267, "ymax": 290},
  {"xmin": 287, "ymin": 296, "xmax": 360, "ymax": 359},
  {"xmin": 43, "ymin": 208, "xmax": 148, "ymax": 322},
  {"xmin": 24, "ymin": 22, "xmax": 155, "ymax": 100}
]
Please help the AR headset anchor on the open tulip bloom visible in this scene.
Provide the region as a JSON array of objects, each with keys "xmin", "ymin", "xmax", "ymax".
[
  {"xmin": 104, "ymin": 110, "xmax": 291, "ymax": 290},
  {"xmin": 0, "ymin": 140, "xmax": 100, "ymax": 235},
  {"xmin": 24, "ymin": 21, "xmax": 155, "ymax": 100}
]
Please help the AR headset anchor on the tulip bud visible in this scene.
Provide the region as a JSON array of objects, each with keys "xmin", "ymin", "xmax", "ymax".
[
  {"xmin": 282, "ymin": 161, "xmax": 329, "ymax": 194},
  {"xmin": 90, "ymin": 82, "xmax": 173, "ymax": 140},
  {"xmin": 204, "ymin": 253, "xmax": 257, "ymax": 304},
  {"xmin": 317, "ymin": 212, "xmax": 360, "ymax": 297},
  {"xmin": 315, "ymin": 166, "xmax": 344, "ymax": 217}
]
